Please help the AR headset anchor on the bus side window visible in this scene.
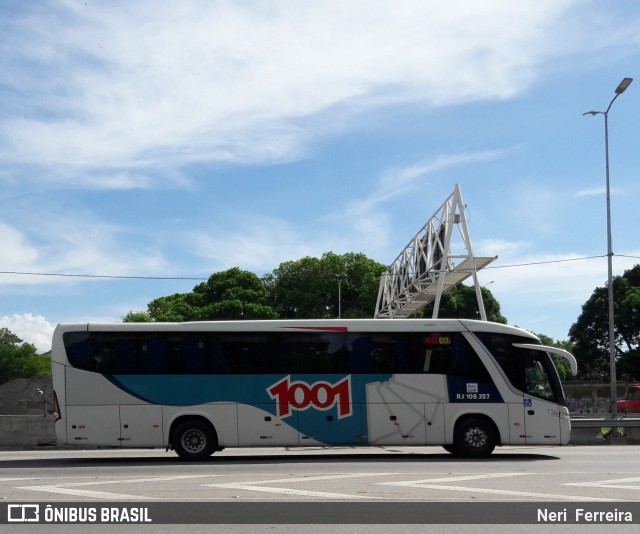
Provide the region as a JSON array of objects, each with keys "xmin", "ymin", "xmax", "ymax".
[
  {"xmin": 476, "ymin": 333, "xmax": 524, "ymax": 390},
  {"xmin": 141, "ymin": 336, "xmax": 168, "ymax": 374},
  {"xmin": 94, "ymin": 345, "xmax": 118, "ymax": 373},
  {"xmin": 348, "ymin": 336, "xmax": 373, "ymax": 373},
  {"xmin": 391, "ymin": 336, "xmax": 408, "ymax": 372},
  {"xmin": 448, "ymin": 337, "xmax": 492, "ymax": 381},
  {"xmin": 116, "ymin": 338, "xmax": 138, "ymax": 374},
  {"xmin": 368, "ymin": 335, "xmax": 402, "ymax": 373},
  {"xmin": 523, "ymin": 356, "xmax": 553, "ymax": 400},
  {"xmin": 181, "ymin": 336, "xmax": 208, "ymax": 374},
  {"xmin": 210, "ymin": 340, "xmax": 227, "ymax": 373},
  {"xmin": 397, "ymin": 335, "xmax": 427, "ymax": 373},
  {"xmin": 372, "ymin": 345, "xmax": 396, "ymax": 373},
  {"xmin": 64, "ymin": 333, "xmax": 96, "ymax": 372},
  {"xmin": 423, "ymin": 347, "xmax": 454, "ymax": 374},
  {"xmin": 420, "ymin": 333, "xmax": 454, "ymax": 374},
  {"xmin": 279, "ymin": 333, "xmax": 346, "ymax": 374},
  {"xmin": 220, "ymin": 334, "xmax": 277, "ymax": 373}
]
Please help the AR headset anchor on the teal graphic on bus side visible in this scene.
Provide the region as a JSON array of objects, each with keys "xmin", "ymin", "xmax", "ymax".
[{"xmin": 106, "ymin": 373, "xmax": 392, "ymax": 445}]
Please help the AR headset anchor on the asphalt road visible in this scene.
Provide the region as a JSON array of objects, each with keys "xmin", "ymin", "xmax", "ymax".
[{"xmin": 1, "ymin": 445, "xmax": 639, "ymax": 533}]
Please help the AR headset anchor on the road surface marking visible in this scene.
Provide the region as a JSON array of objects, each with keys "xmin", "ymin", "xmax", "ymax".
[
  {"xmin": 204, "ymin": 473, "xmax": 392, "ymax": 500},
  {"xmin": 565, "ymin": 476, "xmax": 640, "ymax": 491},
  {"xmin": 16, "ymin": 474, "xmax": 218, "ymax": 500},
  {"xmin": 379, "ymin": 473, "xmax": 617, "ymax": 502}
]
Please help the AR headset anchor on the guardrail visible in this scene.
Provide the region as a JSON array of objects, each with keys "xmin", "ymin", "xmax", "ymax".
[
  {"xmin": 571, "ymin": 417, "xmax": 640, "ymax": 428},
  {"xmin": 569, "ymin": 417, "xmax": 640, "ymax": 444}
]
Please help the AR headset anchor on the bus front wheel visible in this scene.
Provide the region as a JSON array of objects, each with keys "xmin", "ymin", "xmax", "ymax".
[
  {"xmin": 454, "ymin": 418, "xmax": 496, "ymax": 458},
  {"xmin": 172, "ymin": 420, "xmax": 217, "ymax": 460}
]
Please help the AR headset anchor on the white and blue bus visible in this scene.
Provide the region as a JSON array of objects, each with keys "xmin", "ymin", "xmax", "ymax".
[{"xmin": 51, "ymin": 319, "xmax": 577, "ymax": 460}]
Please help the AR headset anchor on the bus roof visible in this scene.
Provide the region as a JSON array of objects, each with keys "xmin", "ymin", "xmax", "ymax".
[{"xmin": 53, "ymin": 319, "xmax": 539, "ymax": 339}]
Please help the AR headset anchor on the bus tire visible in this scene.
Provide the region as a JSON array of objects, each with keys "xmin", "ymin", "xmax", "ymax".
[
  {"xmin": 172, "ymin": 420, "xmax": 217, "ymax": 460},
  {"xmin": 454, "ymin": 417, "xmax": 496, "ymax": 458}
]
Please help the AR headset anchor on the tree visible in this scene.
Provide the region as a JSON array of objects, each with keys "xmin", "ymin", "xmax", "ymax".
[
  {"xmin": 537, "ymin": 334, "xmax": 575, "ymax": 382},
  {"xmin": 122, "ymin": 311, "xmax": 152, "ymax": 322},
  {"xmin": 420, "ymin": 284, "xmax": 507, "ymax": 324},
  {"xmin": 569, "ymin": 265, "xmax": 640, "ymax": 381},
  {"xmin": 124, "ymin": 267, "xmax": 278, "ymax": 322},
  {"xmin": 123, "ymin": 252, "xmax": 507, "ymax": 328},
  {"xmin": 0, "ymin": 328, "xmax": 50, "ymax": 384},
  {"xmin": 263, "ymin": 252, "xmax": 386, "ymax": 319}
]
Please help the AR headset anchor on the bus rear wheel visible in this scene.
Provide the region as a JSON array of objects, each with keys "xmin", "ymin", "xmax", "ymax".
[
  {"xmin": 172, "ymin": 420, "xmax": 217, "ymax": 460},
  {"xmin": 454, "ymin": 418, "xmax": 496, "ymax": 458}
]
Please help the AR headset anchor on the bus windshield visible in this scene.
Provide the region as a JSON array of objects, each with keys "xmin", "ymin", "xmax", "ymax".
[{"xmin": 475, "ymin": 333, "xmax": 566, "ymax": 405}]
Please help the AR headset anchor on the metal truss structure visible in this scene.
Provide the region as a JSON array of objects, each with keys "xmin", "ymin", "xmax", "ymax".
[{"xmin": 375, "ymin": 184, "xmax": 496, "ymax": 319}]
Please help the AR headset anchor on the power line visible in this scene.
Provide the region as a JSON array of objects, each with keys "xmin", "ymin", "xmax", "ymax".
[
  {"xmin": 2, "ymin": 253, "xmax": 638, "ymax": 281},
  {"xmin": 0, "ymin": 271, "xmax": 207, "ymax": 281},
  {"xmin": 484, "ymin": 255, "xmax": 606, "ymax": 270}
]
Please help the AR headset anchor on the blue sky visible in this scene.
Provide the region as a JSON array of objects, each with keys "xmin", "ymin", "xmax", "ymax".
[{"xmin": 1, "ymin": 0, "xmax": 639, "ymax": 352}]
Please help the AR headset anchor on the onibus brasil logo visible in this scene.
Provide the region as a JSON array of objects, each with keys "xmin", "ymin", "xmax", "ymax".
[{"xmin": 267, "ymin": 375, "xmax": 352, "ymax": 419}]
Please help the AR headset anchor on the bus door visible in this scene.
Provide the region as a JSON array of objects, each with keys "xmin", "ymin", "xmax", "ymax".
[
  {"xmin": 520, "ymin": 353, "xmax": 562, "ymax": 444},
  {"xmin": 480, "ymin": 334, "xmax": 573, "ymax": 446},
  {"xmin": 514, "ymin": 343, "xmax": 575, "ymax": 445}
]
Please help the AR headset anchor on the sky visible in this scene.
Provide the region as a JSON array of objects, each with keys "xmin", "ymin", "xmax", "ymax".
[{"xmin": 1, "ymin": 0, "xmax": 639, "ymax": 353}]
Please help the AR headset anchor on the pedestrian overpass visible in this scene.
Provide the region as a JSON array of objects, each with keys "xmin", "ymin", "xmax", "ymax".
[{"xmin": 375, "ymin": 184, "xmax": 496, "ymax": 320}]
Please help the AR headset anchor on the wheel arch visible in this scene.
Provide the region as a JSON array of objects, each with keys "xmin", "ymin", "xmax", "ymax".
[
  {"xmin": 168, "ymin": 414, "xmax": 219, "ymax": 451},
  {"xmin": 453, "ymin": 412, "xmax": 502, "ymax": 447}
]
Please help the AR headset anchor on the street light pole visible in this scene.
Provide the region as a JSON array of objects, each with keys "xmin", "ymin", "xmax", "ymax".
[
  {"xmin": 333, "ymin": 273, "xmax": 347, "ymax": 319},
  {"xmin": 583, "ymin": 77, "xmax": 632, "ymax": 419}
]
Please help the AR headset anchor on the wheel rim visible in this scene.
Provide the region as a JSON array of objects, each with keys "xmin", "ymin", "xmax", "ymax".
[
  {"xmin": 464, "ymin": 426, "xmax": 488, "ymax": 449},
  {"xmin": 181, "ymin": 429, "xmax": 207, "ymax": 454}
]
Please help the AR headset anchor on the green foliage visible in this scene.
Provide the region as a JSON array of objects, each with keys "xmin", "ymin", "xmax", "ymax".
[
  {"xmin": 537, "ymin": 334, "xmax": 575, "ymax": 381},
  {"xmin": 569, "ymin": 264, "xmax": 640, "ymax": 381},
  {"xmin": 122, "ymin": 311, "xmax": 152, "ymax": 322},
  {"xmin": 618, "ymin": 349, "xmax": 640, "ymax": 381},
  {"xmin": 124, "ymin": 253, "xmax": 386, "ymax": 322},
  {"xmin": 420, "ymin": 284, "xmax": 507, "ymax": 323},
  {"xmin": 191, "ymin": 268, "xmax": 278, "ymax": 320},
  {"xmin": 124, "ymin": 267, "xmax": 278, "ymax": 322},
  {"xmin": 0, "ymin": 327, "xmax": 51, "ymax": 384},
  {"xmin": 263, "ymin": 252, "xmax": 386, "ymax": 319}
]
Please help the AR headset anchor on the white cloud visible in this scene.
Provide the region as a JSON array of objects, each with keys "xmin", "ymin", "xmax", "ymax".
[
  {"xmin": 0, "ymin": 0, "xmax": 584, "ymax": 188},
  {"xmin": 576, "ymin": 187, "xmax": 605, "ymax": 197},
  {"xmin": 478, "ymin": 248, "xmax": 640, "ymax": 313},
  {"xmin": 0, "ymin": 223, "xmax": 40, "ymax": 269},
  {"xmin": 468, "ymin": 238, "xmax": 640, "ymax": 339},
  {"xmin": 488, "ymin": 255, "xmax": 607, "ymax": 303},
  {"xmin": 476, "ymin": 238, "xmax": 532, "ymax": 258},
  {"xmin": 340, "ymin": 150, "xmax": 509, "ymax": 219},
  {"xmin": 0, "ymin": 314, "xmax": 54, "ymax": 353},
  {"xmin": 576, "ymin": 184, "xmax": 639, "ymax": 198},
  {"xmin": 0, "ymin": 214, "xmax": 169, "ymax": 287},
  {"xmin": 190, "ymin": 218, "xmax": 313, "ymax": 272},
  {"xmin": 189, "ymin": 209, "xmax": 393, "ymax": 274}
]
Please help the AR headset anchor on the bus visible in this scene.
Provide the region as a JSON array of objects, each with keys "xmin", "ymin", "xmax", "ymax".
[{"xmin": 51, "ymin": 319, "xmax": 577, "ymax": 460}]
